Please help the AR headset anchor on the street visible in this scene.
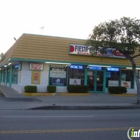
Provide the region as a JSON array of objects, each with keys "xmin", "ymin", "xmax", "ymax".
[{"xmin": 0, "ymin": 109, "xmax": 140, "ymax": 140}]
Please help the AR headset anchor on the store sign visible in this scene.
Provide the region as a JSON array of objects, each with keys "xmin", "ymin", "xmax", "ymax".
[
  {"xmin": 14, "ymin": 63, "xmax": 22, "ymax": 70},
  {"xmin": 69, "ymin": 78, "xmax": 81, "ymax": 85},
  {"xmin": 14, "ymin": 65, "xmax": 19, "ymax": 69},
  {"xmin": 108, "ymin": 80, "xmax": 119, "ymax": 86},
  {"xmin": 69, "ymin": 44, "xmax": 125, "ymax": 58},
  {"xmin": 30, "ymin": 63, "xmax": 43, "ymax": 70},
  {"xmin": 50, "ymin": 64, "xmax": 67, "ymax": 69},
  {"xmin": 121, "ymin": 81, "xmax": 131, "ymax": 88},
  {"xmin": 97, "ymin": 47, "xmax": 125, "ymax": 58},
  {"xmin": 69, "ymin": 44, "xmax": 91, "ymax": 55}
]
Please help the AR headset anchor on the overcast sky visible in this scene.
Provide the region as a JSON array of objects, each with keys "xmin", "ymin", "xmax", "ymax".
[{"xmin": 0, "ymin": 0, "xmax": 140, "ymax": 53}]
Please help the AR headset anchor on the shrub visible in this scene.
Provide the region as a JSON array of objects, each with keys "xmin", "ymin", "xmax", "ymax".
[
  {"xmin": 67, "ymin": 85, "xmax": 88, "ymax": 93},
  {"xmin": 108, "ymin": 86, "xmax": 127, "ymax": 94},
  {"xmin": 24, "ymin": 85, "xmax": 37, "ymax": 92},
  {"xmin": 47, "ymin": 85, "xmax": 56, "ymax": 93}
]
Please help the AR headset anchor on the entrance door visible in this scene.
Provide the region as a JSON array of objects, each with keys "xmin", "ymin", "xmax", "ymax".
[
  {"xmin": 87, "ymin": 70, "xmax": 104, "ymax": 92},
  {"xmin": 87, "ymin": 71, "xmax": 95, "ymax": 91},
  {"xmin": 96, "ymin": 71, "xmax": 104, "ymax": 91}
]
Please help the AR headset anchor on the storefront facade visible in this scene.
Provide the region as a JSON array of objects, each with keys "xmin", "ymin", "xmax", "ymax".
[{"xmin": 0, "ymin": 33, "xmax": 140, "ymax": 94}]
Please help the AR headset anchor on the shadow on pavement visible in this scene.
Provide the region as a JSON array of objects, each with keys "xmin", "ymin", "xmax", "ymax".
[{"xmin": 0, "ymin": 92, "xmax": 5, "ymax": 97}]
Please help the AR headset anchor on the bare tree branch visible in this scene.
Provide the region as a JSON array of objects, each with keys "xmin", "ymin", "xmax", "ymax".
[{"xmin": 132, "ymin": 54, "xmax": 140, "ymax": 59}]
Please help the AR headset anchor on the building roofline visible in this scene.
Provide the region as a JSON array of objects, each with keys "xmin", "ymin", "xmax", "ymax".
[{"xmin": 23, "ymin": 33, "xmax": 88, "ymax": 41}]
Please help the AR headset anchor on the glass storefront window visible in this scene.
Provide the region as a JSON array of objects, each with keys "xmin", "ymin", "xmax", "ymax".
[
  {"xmin": 68, "ymin": 67, "xmax": 84, "ymax": 85},
  {"xmin": 12, "ymin": 68, "xmax": 18, "ymax": 84},
  {"xmin": 106, "ymin": 71, "xmax": 120, "ymax": 87},
  {"xmin": 138, "ymin": 70, "xmax": 140, "ymax": 78},
  {"xmin": 3, "ymin": 70, "xmax": 6, "ymax": 82},
  {"xmin": 49, "ymin": 64, "xmax": 67, "ymax": 86},
  {"xmin": 121, "ymin": 70, "xmax": 134, "ymax": 88},
  {"xmin": 7, "ymin": 69, "xmax": 10, "ymax": 83},
  {"xmin": 106, "ymin": 69, "xmax": 134, "ymax": 88}
]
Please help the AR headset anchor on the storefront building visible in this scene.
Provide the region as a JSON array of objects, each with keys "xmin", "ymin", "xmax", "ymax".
[{"xmin": 0, "ymin": 33, "xmax": 140, "ymax": 94}]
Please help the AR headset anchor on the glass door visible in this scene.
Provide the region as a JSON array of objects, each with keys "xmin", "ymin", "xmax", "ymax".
[
  {"xmin": 87, "ymin": 71, "xmax": 95, "ymax": 91},
  {"xmin": 87, "ymin": 70, "xmax": 104, "ymax": 92},
  {"xmin": 96, "ymin": 71, "xmax": 104, "ymax": 91}
]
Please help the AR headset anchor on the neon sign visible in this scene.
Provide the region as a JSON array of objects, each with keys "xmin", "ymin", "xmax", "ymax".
[
  {"xmin": 89, "ymin": 66, "xmax": 102, "ymax": 70},
  {"xmin": 70, "ymin": 65, "xmax": 83, "ymax": 69},
  {"xmin": 107, "ymin": 67, "xmax": 119, "ymax": 71}
]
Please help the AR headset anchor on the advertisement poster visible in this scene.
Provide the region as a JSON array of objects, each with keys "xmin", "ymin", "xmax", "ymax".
[
  {"xmin": 31, "ymin": 71, "xmax": 40, "ymax": 84},
  {"xmin": 108, "ymin": 80, "xmax": 119, "ymax": 86},
  {"xmin": 52, "ymin": 78, "xmax": 64, "ymax": 86},
  {"xmin": 50, "ymin": 64, "xmax": 66, "ymax": 78},
  {"xmin": 121, "ymin": 81, "xmax": 131, "ymax": 88},
  {"xmin": 69, "ymin": 78, "xmax": 81, "ymax": 85},
  {"xmin": 50, "ymin": 71, "xmax": 66, "ymax": 78}
]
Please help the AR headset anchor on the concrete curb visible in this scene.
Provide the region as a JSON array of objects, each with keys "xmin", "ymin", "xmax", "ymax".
[
  {"xmin": 111, "ymin": 94, "xmax": 137, "ymax": 97},
  {"xmin": 28, "ymin": 105, "xmax": 140, "ymax": 110},
  {"xmin": 22, "ymin": 92, "xmax": 92, "ymax": 96}
]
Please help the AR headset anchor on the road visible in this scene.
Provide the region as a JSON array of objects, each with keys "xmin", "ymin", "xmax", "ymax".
[{"xmin": 0, "ymin": 109, "xmax": 140, "ymax": 140}]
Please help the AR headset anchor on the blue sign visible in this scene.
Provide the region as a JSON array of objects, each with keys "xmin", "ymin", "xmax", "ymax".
[
  {"xmin": 52, "ymin": 78, "xmax": 64, "ymax": 86},
  {"xmin": 14, "ymin": 65, "xmax": 19, "ymax": 69},
  {"xmin": 107, "ymin": 67, "xmax": 119, "ymax": 71},
  {"xmin": 70, "ymin": 65, "xmax": 83, "ymax": 69},
  {"xmin": 89, "ymin": 66, "xmax": 102, "ymax": 70}
]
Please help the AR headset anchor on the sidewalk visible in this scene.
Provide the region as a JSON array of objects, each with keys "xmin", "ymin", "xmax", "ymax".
[{"xmin": 0, "ymin": 85, "xmax": 140, "ymax": 110}]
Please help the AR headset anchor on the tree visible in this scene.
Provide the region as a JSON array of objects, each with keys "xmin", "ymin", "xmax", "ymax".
[{"xmin": 87, "ymin": 17, "xmax": 140, "ymax": 104}]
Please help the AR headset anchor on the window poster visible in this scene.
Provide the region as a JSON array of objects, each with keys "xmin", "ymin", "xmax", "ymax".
[
  {"xmin": 121, "ymin": 81, "xmax": 131, "ymax": 88},
  {"xmin": 69, "ymin": 78, "xmax": 81, "ymax": 85},
  {"xmin": 50, "ymin": 64, "xmax": 66, "ymax": 78},
  {"xmin": 108, "ymin": 80, "xmax": 119, "ymax": 86},
  {"xmin": 31, "ymin": 71, "xmax": 40, "ymax": 84},
  {"xmin": 52, "ymin": 78, "xmax": 64, "ymax": 86}
]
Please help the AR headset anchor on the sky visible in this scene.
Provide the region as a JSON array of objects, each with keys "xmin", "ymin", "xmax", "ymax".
[{"xmin": 0, "ymin": 0, "xmax": 140, "ymax": 53}]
